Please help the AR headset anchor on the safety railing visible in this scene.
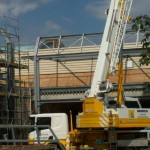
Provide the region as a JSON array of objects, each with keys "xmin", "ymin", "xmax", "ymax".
[{"xmin": 0, "ymin": 125, "xmax": 65, "ymax": 150}]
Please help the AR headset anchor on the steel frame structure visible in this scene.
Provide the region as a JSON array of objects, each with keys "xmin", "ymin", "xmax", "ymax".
[{"xmin": 32, "ymin": 31, "xmax": 149, "ymax": 113}]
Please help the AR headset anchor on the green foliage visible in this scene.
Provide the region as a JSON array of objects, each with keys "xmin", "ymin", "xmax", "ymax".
[
  {"xmin": 132, "ymin": 15, "xmax": 150, "ymax": 65},
  {"xmin": 139, "ymin": 49, "xmax": 150, "ymax": 65},
  {"xmin": 132, "ymin": 15, "xmax": 150, "ymax": 92},
  {"xmin": 132, "ymin": 15, "xmax": 150, "ymax": 48},
  {"xmin": 132, "ymin": 15, "xmax": 150, "ymax": 31}
]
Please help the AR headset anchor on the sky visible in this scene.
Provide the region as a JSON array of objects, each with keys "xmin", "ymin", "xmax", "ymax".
[{"xmin": 0, "ymin": 0, "xmax": 149, "ymax": 45}]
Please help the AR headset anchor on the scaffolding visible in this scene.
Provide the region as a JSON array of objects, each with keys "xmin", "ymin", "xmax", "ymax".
[{"xmin": 0, "ymin": 16, "xmax": 31, "ymax": 129}]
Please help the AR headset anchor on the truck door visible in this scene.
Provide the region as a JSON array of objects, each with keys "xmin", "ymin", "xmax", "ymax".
[{"xmin": 36, "ymin": 117, "xmax": 52, "ymax": 143}]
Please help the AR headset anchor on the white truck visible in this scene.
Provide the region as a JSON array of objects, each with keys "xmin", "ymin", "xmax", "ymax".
[{"xmin": 28, "ymin": 113, "xmax": 68, "ymax": 147}]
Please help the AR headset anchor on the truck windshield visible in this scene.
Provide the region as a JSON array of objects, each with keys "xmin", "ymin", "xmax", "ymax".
[{"xmin": 37, "ymin": 117, "xmax": 51, "ymax": 126}]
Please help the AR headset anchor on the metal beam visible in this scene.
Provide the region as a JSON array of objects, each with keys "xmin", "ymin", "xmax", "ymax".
[
  {"xmin": 34, "ymin": 37, "xmax": 40, "ymax": 114},
  {"xmin": 22, "ymin": 48, "xmax": 147, "ymax": 61},
  {"xmin": 39, "ymin": 83, "xmax": 148, "ymax": 95}
]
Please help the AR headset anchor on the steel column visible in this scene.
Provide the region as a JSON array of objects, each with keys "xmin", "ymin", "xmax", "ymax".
[{"xmin": 34, "ymin": 37, "xmax": 40, "ymax": 114}]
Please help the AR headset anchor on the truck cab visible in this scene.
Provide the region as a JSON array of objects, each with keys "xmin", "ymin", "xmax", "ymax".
[
  {"xmin": 108, "ymin": 96, "xmax": 141, "ymax": 108},
  {"xmin": 28, "ymin": 113, "xmax": 69, "ymax": 145}
]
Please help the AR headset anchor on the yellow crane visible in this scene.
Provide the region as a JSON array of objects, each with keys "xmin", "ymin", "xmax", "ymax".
[{"xmin": 28, "ymin": 0, "xmax": 150, "ymax": 149}]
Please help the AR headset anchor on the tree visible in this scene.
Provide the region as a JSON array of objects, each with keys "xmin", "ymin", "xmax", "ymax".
[
  {"xmin": 132, "ymin": 15, "xmax": 150, "ymax": 65},
  {"xmin": 139, "ymin": 49, "xmax": 150, "ymax": 65},
  {"xmin": 132, "ymin": 15, "xmax": 150, "ymax": 43}
]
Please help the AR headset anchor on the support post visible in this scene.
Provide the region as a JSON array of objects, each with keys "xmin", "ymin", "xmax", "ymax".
[{"xmin": 34, "ymin": 37, "xmax": 40, "ymax": 114}]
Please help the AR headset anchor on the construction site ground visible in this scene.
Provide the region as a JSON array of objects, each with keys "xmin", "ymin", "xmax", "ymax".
[{"xmin": 0, "ymin": 144, "xmax": 57, "ymax": 150}]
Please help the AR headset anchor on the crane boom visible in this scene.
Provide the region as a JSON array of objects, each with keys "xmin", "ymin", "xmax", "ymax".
[{"xmin": 89, "ymin": 0, "xmax": 133, "ymax": 98}]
